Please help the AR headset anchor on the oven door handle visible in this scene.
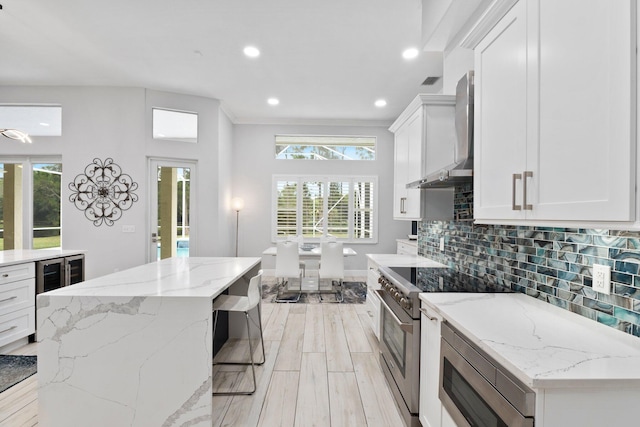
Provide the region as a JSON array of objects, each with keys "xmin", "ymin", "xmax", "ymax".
[{"xmin": 375, "ymin": 290, "xmax": 414, "ymax": 334}]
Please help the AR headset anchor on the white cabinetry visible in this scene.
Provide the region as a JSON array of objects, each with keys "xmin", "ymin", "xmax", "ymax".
[
  {"xmin": 390, "ymin": 95, "xmax": 456, "ymax": 221},
  {"xmin": 396, "ymin": 239, "xmax": 418, "ymax": 256},
  {"xmin": 419, "ymin": 301, "xmax": 443, "ymax": 427},
  {"xmin": 469, "ymin": 0, "xmax": 636, "ymax": 224},
  {"xmin": 0, "ymin": 263, "xmax": 35, "ymax": 348},
  {"xmin": 365, "ymin": 258, "xmax": 382, "ymax": 340}
]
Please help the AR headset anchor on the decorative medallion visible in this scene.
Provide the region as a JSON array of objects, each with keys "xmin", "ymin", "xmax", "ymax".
[{"xmin": 69, "ymin": 158, "xmax": 139, "ymax": 226}]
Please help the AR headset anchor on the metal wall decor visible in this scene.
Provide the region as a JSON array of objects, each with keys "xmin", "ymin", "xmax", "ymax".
[{"xmin": 69, "ymin": 158, "xmax": 139, "ymax": 226}]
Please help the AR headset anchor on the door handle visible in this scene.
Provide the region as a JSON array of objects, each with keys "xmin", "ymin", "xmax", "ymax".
[
  {"xmin": 419, "ymin": 307, "xmax": 438, "ymax": 322},
  {"xmin": 375, "ymin": 290, "xmax": 414, "ymax": 333},
  {"xmin": 523, "ymin": 171, "xmax": 533, "ymax": 210},
  {"xmin": 400, "ymin": 197, "xmax": 406, "ymax": 214},
  {"xmin": 512, "ymin": 173, "xmax": 522, "ymax": 211}
]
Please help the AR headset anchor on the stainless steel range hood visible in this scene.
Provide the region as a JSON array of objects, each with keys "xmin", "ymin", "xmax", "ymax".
[{"xmin": 407, "ymin": 71, "xmax": 474, "ymax": 189}]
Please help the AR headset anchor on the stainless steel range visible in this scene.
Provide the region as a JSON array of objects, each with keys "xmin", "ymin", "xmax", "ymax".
[{"xmin": 377, "ymin": 265, "xmax": 512, "ymax": 427}]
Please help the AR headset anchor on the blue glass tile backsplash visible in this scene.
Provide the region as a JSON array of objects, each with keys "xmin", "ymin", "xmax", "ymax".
[{"xmin": 418, "ymin": 182, "xmax": 640, "ymax": 337}]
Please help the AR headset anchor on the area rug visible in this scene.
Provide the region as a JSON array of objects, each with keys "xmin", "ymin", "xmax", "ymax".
[
  {"xmin": 0, "ymin": 355, "xmax": 37, "ymax": 393},
  {"xmin": 262, "ymin": 281, "xmax": 367, "ymax": 304}
]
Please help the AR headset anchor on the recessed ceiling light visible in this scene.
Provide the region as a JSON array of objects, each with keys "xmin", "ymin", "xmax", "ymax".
[
  {"xmin": 374, "ymin": 99, "xmax": 387, "ymax": 108},
  {"xmin": 243, "ymin": 46, "xmax": 260, "ymax": 58},
  {"xmin": 402, "ymin": 48, "xmax": 419, "ymax": 60},
  {"xmin": 267, "ymin": 98, "xmax": 280, "ymax": 106}
]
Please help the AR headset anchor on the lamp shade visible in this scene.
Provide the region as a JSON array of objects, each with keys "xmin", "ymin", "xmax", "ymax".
[{"xmin": 231, "ymin": 197, "xmax": 245, "ymax": 211}]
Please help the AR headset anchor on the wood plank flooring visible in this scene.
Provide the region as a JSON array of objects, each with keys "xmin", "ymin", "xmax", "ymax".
[{"xmin": 0, "ymin": 301, "xmax": 405, "ymax": 427}]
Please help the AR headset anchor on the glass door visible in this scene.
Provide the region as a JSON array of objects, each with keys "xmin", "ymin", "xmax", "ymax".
[{"xmin": 149, "ymin": 159, "xmax": 196, "ymax": 262}]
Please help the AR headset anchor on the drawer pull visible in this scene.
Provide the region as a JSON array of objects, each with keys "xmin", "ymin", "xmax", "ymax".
[
  {"xmin": 0, "ymin": 296, "xmax": 18, "ymax": 303},
  {"xmin": 2, "ymin": 273, "xmax": 9, "ymax": 278},
  {"xmin": 419, "ymin": 307, "xmax": 438, "ymax": 322},
  {"xmin": 0, "ymin": 325, "xmax": 18, "ymax": 334}
]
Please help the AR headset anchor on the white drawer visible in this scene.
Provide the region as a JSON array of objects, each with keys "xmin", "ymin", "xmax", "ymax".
[
  {"xmin": 365, "ymin": 289, "xmax": 381, "ymax": 340},
  {"xmin": 367, "ymin": 268, "xmax": 381, "ymax": 290},
  {"xmin": 397, "ymin": 241, "xmax": 418, "ymax": 255},
  {"xmin": 0, "ymin": 307, "xmax": 35, "ymax": 348},
  {"xmin": 0, "ymin": 262, "xmax": 36, "ymax": 285},
  {"xmin": 0, "ymin": 278, "xmax": 35, "ymax": 315}
]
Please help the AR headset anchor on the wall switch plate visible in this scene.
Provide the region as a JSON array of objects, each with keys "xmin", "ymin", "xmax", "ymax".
[
  {"xmin": 592, "ymin": 264, "xmax": 611, "ymax": 295},
  {"xmin": 122, "ymin": 225, "xmax": 136, "ymax": 233},
  {"xmin": 439, "ymin": 237, "xmax": 445, "ymax": 252}
]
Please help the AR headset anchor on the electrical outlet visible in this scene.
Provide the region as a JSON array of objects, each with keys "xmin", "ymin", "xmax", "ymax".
[
  {"xmin": 439, "ymin": 237, "xmax": 445, "ymax": 252},
  {"xmin": 592, "ymin": 264, "xmax": 611, "ymax": 295}
]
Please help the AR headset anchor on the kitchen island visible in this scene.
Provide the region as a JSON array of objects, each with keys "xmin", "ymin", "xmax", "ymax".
[{"xmin": 36, "ymin": 256, "xmax": 261, "ymax": 427}]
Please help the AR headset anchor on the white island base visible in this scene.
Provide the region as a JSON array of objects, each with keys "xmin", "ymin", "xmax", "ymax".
[{"xmin": 37, "ymin": 257, "xmax": 261, "ymax": 427}]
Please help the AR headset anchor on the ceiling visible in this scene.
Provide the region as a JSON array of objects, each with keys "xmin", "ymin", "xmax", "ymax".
[{"xmin": 0, "ymin": 0, "xmax": 445, "ymax": 125}]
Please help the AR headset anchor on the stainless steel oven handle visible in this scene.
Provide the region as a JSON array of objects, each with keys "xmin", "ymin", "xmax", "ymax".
[
  {"xmin": 375, "ymin": 290, "xmax": 413, "ymax": 334},
  {"xmin": 419, "ymin": 307, "xmax": 438, "ymax": 322}
]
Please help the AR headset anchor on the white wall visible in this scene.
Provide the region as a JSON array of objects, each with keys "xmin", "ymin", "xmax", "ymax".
[
  {"xmin": 443, "ymin": 47, "xmax": 474, "ymax": 95},
  {"xmin": 231, "ymin": 123, "xmax": 409, "ymax": 272},
  {"xmin": 0, "ymin": 86, "xmax": 233, "ymax": 278}
]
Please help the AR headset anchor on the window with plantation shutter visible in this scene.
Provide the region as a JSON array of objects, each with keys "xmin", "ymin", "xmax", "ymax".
[
  {"xmin": 272, "ymin": 175, "xmax": 377, "ymax": 243},
  {"xmin": 275, "ymin": 180, "xmax": 298, "ymax": 237}
]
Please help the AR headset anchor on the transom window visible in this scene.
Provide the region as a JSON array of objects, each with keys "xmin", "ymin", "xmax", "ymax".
[
  {"xmin": 275, "ymin": 135, "xmax": 376, "ymax": 160},
  {"xmin": 273, "ymin": 175, "xmax": 377, "ymax": 243},
  {"xmin": 152, "ymin": 108, "xmax": 198, "ymax": 143}
]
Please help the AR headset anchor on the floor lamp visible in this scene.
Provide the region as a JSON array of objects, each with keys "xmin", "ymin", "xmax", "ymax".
[{"xmin": 231, "ymin": 197, "xmax": 245, "ymax": 257}]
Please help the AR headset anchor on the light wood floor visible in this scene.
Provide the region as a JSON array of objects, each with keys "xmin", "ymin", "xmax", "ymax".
[{"xmin": 1, "ymin": 302, "xmax": 405, "ymax": 427}]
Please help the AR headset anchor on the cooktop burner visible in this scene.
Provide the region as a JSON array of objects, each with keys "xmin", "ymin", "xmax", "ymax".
[{"xmin": 388, "ymin": 266, "xmax": 512, "ymax": 294}]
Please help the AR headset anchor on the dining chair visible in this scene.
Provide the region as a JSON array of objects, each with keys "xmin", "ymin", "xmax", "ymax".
[
  {"xmin": 274, "ymin": 240, "xmax": 303, "ymax": 303},
  {"xmin": 318, "ymin": 241, "xmax": 344, "ymax": 303},
  {"xmin": 287, "ymin": 235, "xmax": 306, "ymax": 277},
  {"xmin": 212, "ymin": 270, "xmax": 265, "ymax": 395}
]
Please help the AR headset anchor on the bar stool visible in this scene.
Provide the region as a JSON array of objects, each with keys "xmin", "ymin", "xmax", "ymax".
[{"xmin": 212, "ymin": 270, "xmax": 265, "ymax": 395}]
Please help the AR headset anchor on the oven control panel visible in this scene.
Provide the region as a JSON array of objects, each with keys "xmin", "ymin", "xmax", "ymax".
[{"xmin": 378, "ymin": 275, "xmax": 412, "ymax": 310}]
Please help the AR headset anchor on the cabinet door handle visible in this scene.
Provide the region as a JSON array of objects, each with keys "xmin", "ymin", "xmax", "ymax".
[
  {"xmin": 419, "ymin": 307, "xmax": 438, "ymax": 322},
  {"xmin": 523, "ymin": 171, "xmax": 533, "ymax": 210},
  {"xmin": 0, "ymin": 325, "xmax": 17, "ymax": 334},
  {"xmin": 0, "ymin": 295, "xmax": 18, "ymax": 303},
  {"xmin": 400, "ymin": 197, "xmax": 406, "ymax": 214},
  {"xmin": 512, "ymin": 173, "xmax": 522, "ymax": 211}
]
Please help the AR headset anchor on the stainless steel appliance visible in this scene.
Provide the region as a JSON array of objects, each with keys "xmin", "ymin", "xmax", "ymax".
[
  {"xmin": 407, "ymin": 70, "xmax": 474, "ymax": 188},
  {"xmin": 440, "ymin": 321, "xmax": 535, "ymax": 427},
  {"xmin": 377, "ymin": 265, "xmax": 511, "ymax": 427}
]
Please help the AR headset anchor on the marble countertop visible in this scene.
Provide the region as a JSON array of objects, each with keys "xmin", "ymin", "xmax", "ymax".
[
  {"xmin": 420, "ymin": 292, "xmax": 640, "ymax": 389},
  {"xmin": 367, "ymin": 253, "xmax": 446, "ymax": 268},
  {"xmin": 0, "ymin": 249, "xmax": 86, "ymax": 267},
  {"xmin": 42, "ymin": 257, "xmax": 261, "ymax": 299}
]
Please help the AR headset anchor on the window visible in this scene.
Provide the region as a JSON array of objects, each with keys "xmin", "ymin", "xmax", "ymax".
[
  {"xmin": 273, "ymin": 175, "xmax": 377, "ymax": 243},
  {"xmin": 275, "ymin": 135, "xmax": 376, "ymax": 160},
  {"xmin": 152, "ymin": 108, "xmax": 198, "ymax": 143},
  {"xmin": 0, "ymin": 158, "xmax": 62, "ymax": 250},
  {"xmin": 0, "ymin": 105, "xmax": 62, "ymax": 136}
]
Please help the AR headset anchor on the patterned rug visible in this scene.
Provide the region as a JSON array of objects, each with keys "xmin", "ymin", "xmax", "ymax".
[
  {"xmin": 262, "ymin": 281, "xmax": 367, "ymax": 303},
  {"xmin": 0, "ymin": 355, "xmax": 37, "ymax": 393}
]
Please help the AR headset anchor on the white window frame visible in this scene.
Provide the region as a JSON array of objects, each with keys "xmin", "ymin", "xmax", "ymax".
[
  {"xmin": 275, "ymin": 134, "xmax": 376, "ymax": 160},
  {"xmin": 271, "ymin": 175, "xmax": 378, "ymax": 244},
  {"xmin": 0, "ymin": 156, "xmax": 63, "ymax": 249}
]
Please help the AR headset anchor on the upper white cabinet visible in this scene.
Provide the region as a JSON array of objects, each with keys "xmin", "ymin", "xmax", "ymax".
[
  {"xmin": 390, "ymin": 95, "xmax": 456, "ymax": 221},
  {"xmin": 468, "ymin": 0, "xmax": 636, "ymax": 224}
]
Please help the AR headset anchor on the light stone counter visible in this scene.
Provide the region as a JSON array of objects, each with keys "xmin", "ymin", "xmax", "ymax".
[
  {"xmin": 366, "ymin": 253, "xmax": 446, "ymax": 268},
  {"xmin": 0, "ymin": 249, "xmax": 86, "ymax": 267},
  {"xmin": 420, "ymin": 292, "xmax": 640, "ymax": 388},
  {"xmin": 37, "ymin": 257, "xmax": 261, "ymax": 427}
]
